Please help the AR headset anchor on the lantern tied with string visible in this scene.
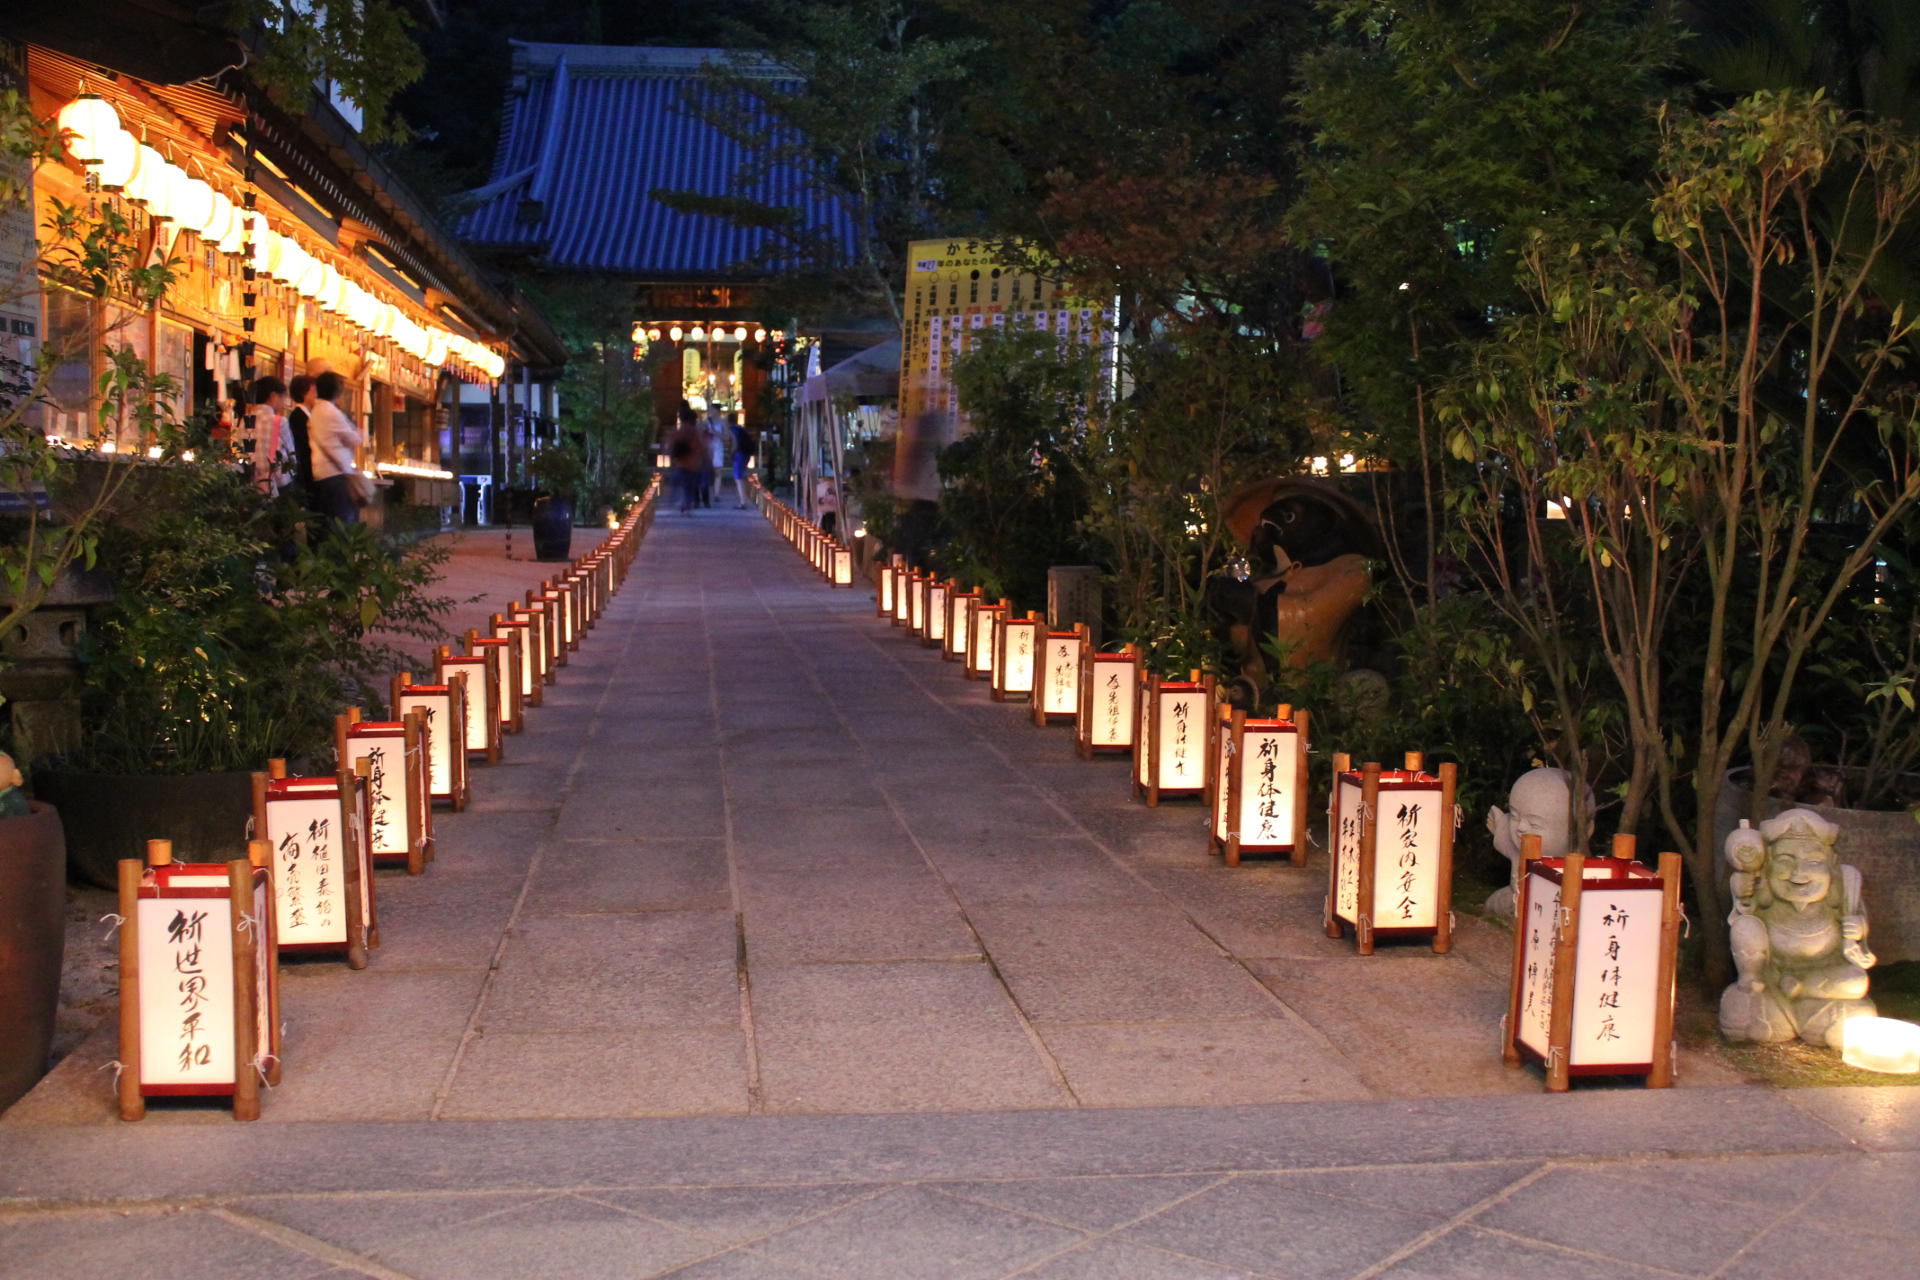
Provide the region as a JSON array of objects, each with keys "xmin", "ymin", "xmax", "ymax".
[
  {"xmin": 1324, "ymin": 753, "xmax": 1456, "ymax": 948},
  {"xmin": 336, "ymin": 710, "xmax": 432, "ymax": 875},
  {"xmin": 1502, "ymin": 835, "xmax": 1683, "ymax": 1091},
  {"xmin": 892, "ymin": 566, "xmax": 914, "ymax": 627},
  {"xmin": 115, "ymin": 839, "xmax": 281, "ymax": 1122},
  {"xmin": 251, "ymin": 760, "xmax": 376, "ymax": 967},
  {"xmin": 924, "ymin": 579, "xmax": 950, "ymax": 648},
  {"xmin": 877, "ymin": 562, "xmax": 898, "ymax": 618},
  {"xmin": 438, "ymin": 645, "xmax": 500, "ymax": 766},
  {"xmin": 1076, "ymin": 644, "xmax": 1141, "ymax": 759},
  {"xmin": 992, "ymin": 610, "xmax": 1041, "ymax": 702},
  {"xmin": 945, "ymin": 587, "xmax": 977, "ymax": 663},
  {"xmin": 1134, "ymin": 673, "xmax": 1215, "ymax": 805},
  {"xmin": 1209, "ymin": 704, "xmax": 1312, "ymax": 866},
  {"xmin": 395, "ymin": 673, "xmax": 470, "ymax": 811},
  {"xmin": 469, "ymin": 628, "xmax": 523, "ymax": 737}
]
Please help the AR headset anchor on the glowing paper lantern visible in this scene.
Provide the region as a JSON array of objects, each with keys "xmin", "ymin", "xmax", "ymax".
[
  {"xmin": 174, "ymin": 177, "xmax": 216, "ymax": 237},
  {"xmin": 1134, "ymin": 672, "xmax": 1214, "ymax": 805},
  {"xmin": 114, "ymin": 839, "xmax": 280, "ymax": 1121},
  {"xmin": 336, "ymin": 711, "xmax": 432, "ymax": 874},
  {"xmin": 946, "ymin": 588, "xmax": 979, "ymax": 663},
  {"xmin": 493, "ymin": 612, "xmax": 538, "ymax": 706},
  {"xmin": 124, "ymin": 144, "xmax": 167, "ymax": 206},
  {"xmin": 924, "ymin": 579, "xmax": 949, "ymax": 646},
  {"xmin": 394, "ymin": 673, "xmax": 469, "ymax": 809},
  {"xmin": 991, "ymin": 609, "xmax": 1040, "ymax": 702},
  {"xmin": 1840, "ymin": 1017, "xmax": 1920, "ymax": 1074},
  {"xmin": 437, "ymin": 648, "xmax": 500, "ymax": 766},
  {"xmin": 1032, "ymin": 624, "xmax": 1084, "ymax": 726},
  {"xmin": 968, "ymin": 598, "xmax": 1006, "ymax": 680},
  {"xmin": 1325, "ymin": 752, "xmax": 1454, "ymax": 940},
  {"xmin": 892, "ymin": 566, "xmax": 914, "ymax": 627},
  {"xmin": 833, "ymin": 544, "xmax": 853, "ymax": 587},
  {"xmin": 252, "ymin": 763, "xmax": 377, "ymax": 966},
  {"xmin": 1208, "ymin": 705, "xmax": 1312, "ymax": 867},
  {"xmin": 57, "ymin": 95, "xmax": 120, "ymax": 165},
  {"xmin": 877, "ymin": 563, "xmax": 898, "ymax": 618},
  {"xmin": 1503, "ymin": 836, "xmax": 1682, "ymax": 1091},
  {"xmin": 1076, "ymin": 644, "xmax": 1140, "ymax": 758},
  {"xmin": 467, "ymin": 630, "xmax": 522, "ymax": 736},
  {"xmin": 94, "ymin": 128, "xmax": 139, "ymax": 191}
]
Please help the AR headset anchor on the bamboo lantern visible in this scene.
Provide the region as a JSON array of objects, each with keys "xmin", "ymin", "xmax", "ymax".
[
  {"xmin": 833, "ymin": 544, "xmax": 854, "ymax": 587},
  {"xmin": 393, "ymin": 673, "xmax": 469, "ymax": 811},
  {"xmin": 1133, "ymin": 672, "xmax": 1215, "ymax": 805},
  {"xmin": 251, "ymin": 761, "xmax": 376, "ymax": 968},
  {"xmin": 877, "ymin": 562, "xmax": 898, "ymax": 618},
  {"xmin": 438, "ymin": 645, "xmax": 500, "ymax": 765},
  {"xmin": 924, "ymin": 579, "xmax": 950, "ymax": 648},
  {"xmin": 1076, "ymin": 644, "xmax": 1141, "ymax": 759},
  {"xmin": 493, "ymin": 612, "xmax": 538, "ymax": 708},
  {"xmin": 992, "ymin": 610, "xmax": 1041, "ymax": 702},
  {"xmin": 1032, "ymin": 624, "xmax": 1086, "ymax": 726},
  {"xmin": 1208, "ymin": 704, "xmax": 1313, "ymax": 867},
  {"xmin": 892, "ymin": 567, "xmax": 914, "ymax": 626},
  {"xmin": 468, "ymin": 628, "xmax": 522, "ymax": 736},
  {"xmin": 116, "ymin": 839, "xmax": 280, "ymax": 1121},
  {"xmin": 554, "ymin": 580, "xmax": 578, "ymax": 650},
  {"xmin": 907, "ymin": 572, "xmax": 928, "ymax": 635},
  {"xmin": 335, "ymin": 710, "xmax": 431, "ymax": 874},
  {"xmin": 946, "ymin": 588, "xmax": 979, "ymax": 662},
  {"xmin": 1503, "ymin": 835, "xmax": 1683, "ymax": 1091},
  {"xmin": 537, "ymin": 589, "xmax": 567, "ymax": 666},
  {"xmin": 1324, "ymin": 752, "xmax": 1458, "ymax": 950},
  {"xmin": 968, "ymin": 599, "xmax": 1006, "ymax": 680},
  {"xmin": 509, "ymin": 600, "xmax": 552, "ymax": 692}
]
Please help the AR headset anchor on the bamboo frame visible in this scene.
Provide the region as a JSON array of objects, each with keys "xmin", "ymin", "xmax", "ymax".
[
  {"xmin": 1133, "ymin": 672, "xmax": 1216, "ymax": 805},
  {"xmin": 1076, "ymin": 643, "xmax": 1140, "ymax": 759},
  {"xmin": 967, "ymin": 600, "xmax": 1005, "ymax": 680},
  {"xmin": 393, "ymin": 672, "xmax": 470, "ymax": 811},
  {"xmin": 946, "ymin": 588, "xmax": 978, "ymax": 662},
  {"xmin": 992, "ymin": 610, "xmax": 1041, "ymax": 703},
  {"xmin": 1032, "ymin": 623, "xmax": 1086, "ymax": 726},
  {"xmin": 1323, "ymin": 751, "xmax": 1453, "ymax": 949},
  {"xmin": 335, "ymin": 710, "xmax": 429, "ymax": 875},
  {"xmin": 490, "ymin": 613, "xmax": 534, "ymax": 721},
  {"xmin": 439, "ymin": 644, "xmax": 501, "ymax": 765},
  {"xmin": 924, "ymin": 579, "xmax": 950, "ymax": 649}
]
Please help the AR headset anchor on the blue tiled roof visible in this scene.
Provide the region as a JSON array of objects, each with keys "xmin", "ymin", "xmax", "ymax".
[{"xmin": 458, "ymin": 43, "xmax": 856, "ymax": 278}]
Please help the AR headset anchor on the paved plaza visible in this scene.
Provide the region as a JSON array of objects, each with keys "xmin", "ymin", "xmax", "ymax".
[{"xmin": 4, "ymin": 506, "xmax": 1916, "ymax": 1278}]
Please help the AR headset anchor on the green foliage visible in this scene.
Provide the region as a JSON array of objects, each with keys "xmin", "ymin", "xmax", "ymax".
[
  {"xmin": 526, "ymin": 442, "xmax": 588, "ymax": 505},
  {"xmin": 528, "ymin": 277, "xmax": 657, "ymax": 509},
  {"xmin": 226, "ymin": 0, "xmax": 425, "ymax": 143},
  {"xmin": 66, "ymin": 463, "xmax": 452, "ymax": 774},
  {"xmin": 938, "ymin": 329, "xmax": 1099, "ymax": 603}
]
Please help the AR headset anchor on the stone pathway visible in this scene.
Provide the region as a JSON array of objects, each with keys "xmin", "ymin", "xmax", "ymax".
[{"xmin": 8, "ymin": 504, "xmax": 1911, "ymax": 1278}]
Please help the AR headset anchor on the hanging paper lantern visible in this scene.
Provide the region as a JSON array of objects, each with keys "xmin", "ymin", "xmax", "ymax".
[
  {"xmin": 93, "ymin": 128, "xmax": 139, "ymax": 191},
  {"xmin": 202, "ymin": 190, "xmax": 234, "ymax": 243},
  {"xmin": 174, "ymin": 176, "xmax": 215, "ymax": 237},
  {"xmin": 57, "ymin": 95, "xmax": 120, "ymax": 165},
  {"xmin": 123, "ymin": 144, "xmax": 166, "ymax": 206}
]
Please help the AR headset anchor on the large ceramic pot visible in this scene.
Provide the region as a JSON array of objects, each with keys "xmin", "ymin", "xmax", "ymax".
[
  {"xmin": 34, "ymin": 771, "xmax": 253, "ymax": 890},
  {"xmin": 1716, "ymin": 768, "xmax": 1920, "ymax": 963},
  {"xmin": 0, "ymin": 801, "xmax": 66, "ymax": 1112},
  {"xmin": 531, "ymin": 495, "xmax": 574, "ymax": 563}
]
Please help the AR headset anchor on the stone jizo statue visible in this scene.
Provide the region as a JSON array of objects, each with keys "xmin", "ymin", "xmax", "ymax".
[
  {"xmin": 1719, "ymin": 808, "xmax": 1876, "ymax": 1049},
  {"xmin": 1486, "ymin": 767, "xmax": 1593, "ymax": 917}
]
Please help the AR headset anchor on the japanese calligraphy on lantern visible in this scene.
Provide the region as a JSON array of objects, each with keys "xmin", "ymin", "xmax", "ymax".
[
  {"xmin": 1041, "ymin": 638, "xmax": 1078, "ymax": 717},
  {"xmin": 1379, "ymin": 791, "xmax": 1441, "ymax": 927},
  {"xmin": 1236, "ymin": 724, "xmax": 1301, "ymax": 848},
  {"xmin": 442, "ymin": 658, "xmax": 490, "ymax": 752},
  {"xmin": 1156, "ymin": 689, "xmax": 1208, "ymax": 789},
  {"xmin": 1571, "ymin": 890, "xmax": 1661, "ymax": 1065},
  {"xmin": 267, "ymin": 795, "xmax": 348, "ymax": 947},
  {"xmin": 397, "ymin": 686, "xmax": 456, "ymax": 798},
  {"xmin": 1517, "ymin": 869, "xmax": 1561, "ymax": 1060},
  {"xmin": 1001, "ymin": 618, "xmax": 1037, "ymax": 695},
  {"xmin": 926, "ymin": 583, "xmax": 948, "ymax": 643},
  {"xmin": 947, "ymin": 591, "xmax": 974, "ymax": 659},
  {"xmin": 136, "ymin": 896, "xmax": 237, "ymax": 1086},
  {"xmin": 343, "ymin": 734, "xmax": 403, "ymax": 858},
  {"xmin": 1335, "ymin": 773, "xmax": 1365, "ymax": 923}
]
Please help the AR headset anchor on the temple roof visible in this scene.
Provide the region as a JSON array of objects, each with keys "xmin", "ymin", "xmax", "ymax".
[{"xmin": 458, "ymin": 42, "xmax": 856, "ymax": 281}]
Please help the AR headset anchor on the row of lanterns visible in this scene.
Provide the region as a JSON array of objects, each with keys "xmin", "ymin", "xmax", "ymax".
[
  {"xmin": 56, "ymin": 94, "xmax": 507, "ymax": 381},
  {"xmin": 113, "ymin": 486, "xmax": 658, "ymax": 1121},
  {"xmin": 755, "ymin": 485, "xmax": 1698, "ymax": 1096},
  {"xmin": 633, "ymin": 323, "xmax": 777, "ymax": 345}
]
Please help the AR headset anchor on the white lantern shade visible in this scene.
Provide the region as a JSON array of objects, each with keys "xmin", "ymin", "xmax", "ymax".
[
  {"xmin": 1077, "ymin": 650, "xmax": 1138, "ymax": 752},
  {"xmin": 124, "ymin": 144, "xmax": 166, "ymax": 205},
  {"xmin": 1840, "ymin": 1017, "xmax": 1920, "ymax": 1074},
  {"xmin": 175, "ymin": 177, "xmax": 215, "ymax": 237},
  {"xmin": 1036, "ymin": 631, "xmax": 1079, "ymax": 719},
  {"xmin": 294, "ymin": 255, "xmax": 325, "ymax": 298},
  {"xmin": 93, "ymin": 128, "xmax": 139, "ymax": 190},
  {"xmin": 668, "ymin": 325, "xmax": 683, "ymax": 341},
  {"xmin": 202, "ymin": 190, "xmax": 234, "ymax": 243},
  {"xmin": 57, "ymin": 95, "xmax": 120, "ymax": 165}
]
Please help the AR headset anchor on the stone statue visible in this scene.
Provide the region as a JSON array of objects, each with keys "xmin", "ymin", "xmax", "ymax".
[
  {"xmin": 1719, "ymin": 808, "xmax": 1876, "ymax": 1048},
  {"xmin": 1486, "ymin": 767, "xmax": 1593, "ymax": 917},
  {"xmin": 0, "ymin": 752, "xmax": 29, "ymax": 818}
]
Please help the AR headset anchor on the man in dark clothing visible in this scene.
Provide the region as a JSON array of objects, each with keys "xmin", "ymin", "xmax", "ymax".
[{"xmin": 285, "ymin": 374, "xmax": 318, "ymax": 506}]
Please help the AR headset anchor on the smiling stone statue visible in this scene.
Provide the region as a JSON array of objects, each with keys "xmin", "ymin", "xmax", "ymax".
[
  {"xmin": 1486, "ymin": 767, "xmax": 1593, "ymax": 918},
  {"xmin": 1719, "ymin": 808, "xmax": 1877, "ymax": 1048}
]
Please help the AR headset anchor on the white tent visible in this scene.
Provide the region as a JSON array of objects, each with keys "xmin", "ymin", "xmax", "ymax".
[{"xmin": 795, "ymin": 338, "xmax": 900, "ymax": 526}]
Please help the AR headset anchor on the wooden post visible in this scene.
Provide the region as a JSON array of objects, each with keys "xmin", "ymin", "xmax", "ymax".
[
  {"xmin": 1356, "ymin": 763, "xmax": 1382, "ymax": 954},
  {"xmin": 1224, "ymin": 708, "xmax": 1246, "ymax": 867},
  {"xmin": 1432, "ymin": 762, "xmax": 1458, "ymax": 954},
  {"xmin": 1142, "ymin": 673, "xmax": 1162, "ymax": 807},
  {"xmin": 115, "ymin": 857, "xmax": 144, "ymax": 1121},
  {"xmin": 1503, "ymin": 833, "xmax": 1543, "ymax": 1067},
  {"xmin": 1546, "ymin": 849, "xmax": 1587, "ymax": 1092},
  {"xmin": 340, "ymin": 759, "xmax": 370, "ymax": 970},
  {"xmin": 228, "ymin": 858, "xmax": 260, "ymax": 1122},
  {"xmin": 248, "ymin": 839, "xmax": 282, "ymax": 1086},
  {"xmin": 1647, "ymin": 849, "xmax": 1684, "ymax": 1089},
  {"xmin": 1291, "ymin": 707, "xmax": 1312, "ymax": 867},
  {"xmin": 1324, "ymin": 751, "xmax": 1353, "ymax": 937},
  {"xmin": 267, "ymin": 758, "xmax": 287, "ymax": 780},
  {"xmin": 1404, "ymin": 751, "xmax": 1424, "ymax": 772}
]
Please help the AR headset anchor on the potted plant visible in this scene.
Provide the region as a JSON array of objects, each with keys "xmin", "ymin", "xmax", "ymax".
[{"xmin": 526, "ymin": 442, "xmax": 585, "ymax": 562}]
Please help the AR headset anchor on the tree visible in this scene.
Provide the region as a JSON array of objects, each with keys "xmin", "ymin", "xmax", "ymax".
[
  {"xmin": 1439, "ymin": 92, "xmax": 1920, "ymax": 984},
  {"xmin": 660, "ymin": 1, "xmax": 983, "ymax": 327},
  {"xmin": 528, "ymin": 278, "xmax": 657, "ymax": 506}
]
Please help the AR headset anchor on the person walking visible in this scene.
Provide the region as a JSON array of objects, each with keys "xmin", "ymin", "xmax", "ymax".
[
  {"xmin": 308, "ymin": 371, "xmax": 366, "ymax": 528},
  {"xmin": 701, "ymin": 408, "xmax": 724, "ymax": 508},
  {"xmin": 240, "ymin": 376, "xmax": 295, "ymax": 496},
  {"xmin": 285, "ymin": 374, "xmax": 318, "ymax": 507},
  {"xmin": 724, "ymin": 412, "xmax": 752, "ymax": 508},
  {"xmin": 667, "ymin": 408, "xmax": 704, "ymax": 515}
]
